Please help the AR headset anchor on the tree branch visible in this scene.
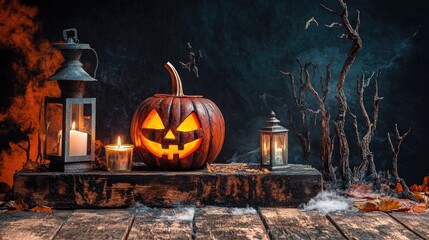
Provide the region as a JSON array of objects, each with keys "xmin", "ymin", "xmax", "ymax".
[
  {"xmin": 281, "ymin": 65, "xmax": 312, "ymax": 160},
  {"xmin": 320, "ymin": 3, "xmax": 338, "ymax": 15},
  {"xmin": 388, "ymin": 125, "xmax": 415, "ymax": 201}
]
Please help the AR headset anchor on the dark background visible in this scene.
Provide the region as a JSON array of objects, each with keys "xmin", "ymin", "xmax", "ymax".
[{"xmin": 1, "ymin": 0, "xmax": 429, "ymax": 184}]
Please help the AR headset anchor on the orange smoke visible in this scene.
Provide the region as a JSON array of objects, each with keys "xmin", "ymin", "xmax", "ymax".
[{"xmin": 0, "ymin": 0, "xmax": 63, "ymax": 186}]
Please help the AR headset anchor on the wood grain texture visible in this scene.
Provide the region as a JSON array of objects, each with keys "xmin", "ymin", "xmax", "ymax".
[
  {"xmin": 259, "ymin": 208, "xmax": 344, "ymax": 239},
  {"xmin": 0, "ymin": 211, "xmax": 70, "ymax": 240},
  {"xmin": 389, "ymin": 212, "xmax": 429, "ymax": 239},
  {"xmin": 54, "ymin": 209, "xmax": 133, "ymax": 240},
  {"xmin": 194, "ymin": 207, "xmax": 269, "ymax": 240},
  {"xmin": 328, "ymin": 211, "xmax": 420, "ymax": 240},
  {"xmin": 127, "ymin": 207, "xmax": 194, "ymax": 240},
  {"xmin": 13, "ymin": 164, "xmax": 322, "ymax": 208}
]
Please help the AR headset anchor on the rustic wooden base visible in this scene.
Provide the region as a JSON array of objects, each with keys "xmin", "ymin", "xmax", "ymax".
[
  {"xmin": 2, "ymin": 208, "xmax": 427, "ymax": 239},
  {"xmin": 13, "ymin": 164, "xmax": 322, "ymax": 208}
]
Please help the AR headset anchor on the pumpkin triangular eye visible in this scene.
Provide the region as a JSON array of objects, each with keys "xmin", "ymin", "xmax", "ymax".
[
  {"xmin": 177, "ymin": 112, "xmax": 200, "ymax": 132},
  {"xmin": 142, "ymin": 109, "xmax": 165, "ymax": 130}
]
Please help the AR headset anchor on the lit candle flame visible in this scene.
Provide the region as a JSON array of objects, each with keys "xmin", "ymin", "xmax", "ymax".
[
  {"xmin": 71, "ymin": 121, "xmax": 75, "ymax": 130},
  {"xmin": 117, "ymin": 136, "xmax": 121, "ymax": 147}
]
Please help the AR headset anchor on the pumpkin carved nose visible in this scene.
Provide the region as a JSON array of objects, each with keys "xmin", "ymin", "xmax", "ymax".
[{"xmin": 164, "ymin": 129, "xmax": 176, "ymax": 140}]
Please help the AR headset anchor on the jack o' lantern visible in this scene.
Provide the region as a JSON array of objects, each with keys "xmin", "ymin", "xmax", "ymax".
[{"xmin": 130, "ymin": 62, "xmax": 225, "ymax": 170}]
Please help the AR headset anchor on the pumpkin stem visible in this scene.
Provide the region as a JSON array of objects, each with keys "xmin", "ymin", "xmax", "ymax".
[{"xmin": 164, "ymin": 62, "xmax": 184, "ymax": 96}]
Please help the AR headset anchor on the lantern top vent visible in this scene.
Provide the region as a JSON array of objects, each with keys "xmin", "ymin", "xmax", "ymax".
[
  {"xmin": 52, "ymin": 28, "xmax": 91, "ymax": 50},
  {"xmin": 260, "ymin": 111, "xmax": 289, "ymax": 133},
  {"xmin": 48, "ymin": 28, "xmax": 97, "ymax": 83}
]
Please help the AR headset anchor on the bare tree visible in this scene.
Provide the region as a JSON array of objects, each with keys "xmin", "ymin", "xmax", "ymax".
[
  {"xmin": 16, "ymin": 122, "xmax": 41, "ymax": 171},
  {"xmin": 387, "ymin": 124, "xmax": 416, "ymax": 201},
  {"xmin": 282, "ymin": 59, "xmax": 336, "ymax": 181},
  {"xmin": 302, "ymin": 60, "xmax": 336, "ymax": 181},
  {"xmin": 281, "ymin": 66, "xmax": 312, "ymax": 161},
  {"xmin": 322, "ymin": 0, "xmax": 363, "ymax": 183},
  {"xmin": 349, "ymin": 71, "xmax": 383, "ymax": 182},
  {"xmin": 16, "ymin": 122, "xmax": 32, "ymax": 164}
]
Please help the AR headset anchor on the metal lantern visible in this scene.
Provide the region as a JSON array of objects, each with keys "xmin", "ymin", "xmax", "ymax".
[
  {"xmin": 260, "ymin": 111, "xmax": 289, "ymax": 170},
  {"xmin": 44, "ymin": 28, "xmax": 98, "ymax": 172}
]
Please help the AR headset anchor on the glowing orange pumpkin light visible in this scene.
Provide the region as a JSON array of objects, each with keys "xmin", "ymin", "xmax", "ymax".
[{"xmin": 130, "ymin": 62, "xmax": 225, "ymax": 170}]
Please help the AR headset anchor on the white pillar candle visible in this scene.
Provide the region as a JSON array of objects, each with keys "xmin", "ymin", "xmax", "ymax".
[
  {"xmin": 69, "ymin": 121, "xmax": 88, "ymax": 156},
  {"xmin": 59, "ymin": 122, "xmax": 88, "ymax": 156},
  {"xmin": 274, "ymin": 141, "xmax": 283, "ymax": 164}
]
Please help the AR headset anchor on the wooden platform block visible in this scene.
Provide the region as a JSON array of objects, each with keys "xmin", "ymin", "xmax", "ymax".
[
  {"xmin": 0, "ymin": 211, "xmax": 70, "ymax": 240},
  {"xmin": 13, "ymin": 164, "xmax": 322, "ymax": 208},
  {"xmin": 128, "ymin": 207, "xmax": 194, "ymax": 240},
  {"xmin": 259, "ymin": 208, "xmax": 344, "ymax": 239},
  {"xmin": 194, "ymin": 207, "xmax": 269, "ymax": 239},
  {"xmin": 328, "ymin": 211, "xmax": 419, "ymax": 239},
  {"xmin": 54, "ymin": 209, "xmax": 134, "ymax": 240}
]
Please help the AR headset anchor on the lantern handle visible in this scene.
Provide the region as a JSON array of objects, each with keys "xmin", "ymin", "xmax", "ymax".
[
  {"xmin": 89, "ymin": 48, "xmax": 99, "ymax": 78},
  {"xmin": 63, "ymin": 28, "xmax": 79, "ymax": 43}
]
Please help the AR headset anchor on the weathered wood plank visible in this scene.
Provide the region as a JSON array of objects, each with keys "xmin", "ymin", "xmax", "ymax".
[
  {"xmin": 389, "ymin": 212, "xmax": 429, "ymax": 239},
  {"xmin": 53, "ymin": 209, "xmax": 133, "ymax": 240},
  {"xmin": 194, "ymin": 207, "xmax": 269, "ymax": 240},
  {"xmin": 328, "ymin": 211, "xmax": 420, "ymax": 240},
  {"xmin": 259, "ymin": 208, "xmax": 344, "ymax": 239},
  {"xmin": 0, "ymin": 211, "xmax": 71, "ymax": 240},
  {"xmin": 13, "ymin": 164, "xmax": 322, "ymax": 208},
  {"xmin": 127, "ymin": 207, "xmax": 194, "ymax": 240}
]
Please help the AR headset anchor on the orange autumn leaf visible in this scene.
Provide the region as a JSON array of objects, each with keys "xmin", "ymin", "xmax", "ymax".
[
  {"xmin": 355, "ymin": 199, "xmax": 403, "ymax": 212},
  {"xmin": 379, "ymin": 199, "xmax": 401, "ymax": 212},
  {"xmin": 396, "ymin": 182, "xmax": 403, "ymax": 192},
  {"xmin": 409, "ymin": 204, "xmax": 427, "ymax": 213},
  {"xmin": 411, "ymin": 192, "xmax": 427, "ymax": 203},
  {"xmin": 206, "ymin": 164, "xmax": 214, "ymax": 173},
  {"xmin": 410, "ymin": 176, "xmax": 429, "ymax": 192},
  {"xmin": 29, "ymin": 205, "xmax": 52, "ymax": 213},
  {"xmin": 355, "ymin": 201, "xmax": 378, "ymax": 212}
]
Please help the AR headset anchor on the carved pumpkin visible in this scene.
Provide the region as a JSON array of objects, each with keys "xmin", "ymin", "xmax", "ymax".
[{"xmin": 130, "ymin": 62, "xmax": 225, "ymax": 170}]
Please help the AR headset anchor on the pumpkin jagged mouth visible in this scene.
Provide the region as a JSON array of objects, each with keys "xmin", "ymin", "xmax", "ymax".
[{"xmin": 141, "ymin": 137, "xmax": 202, "ymax": 160}]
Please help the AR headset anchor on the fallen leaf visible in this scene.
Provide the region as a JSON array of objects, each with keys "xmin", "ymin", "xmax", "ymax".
[
  {"xmin": 5, "ymin": 199, "xmax": 28, "ymax": 212},
  {"xmin": 410, "ymin": 176, "xmax": 429, "ymax": 192},
  {"xmin": 29, "ymin": 205, "xmax": 53, "ymax": 213},
  {"xmin": 409, "ymin": 204, "xmax": 427, "ymax": 213},
  {"xmin": 396, "ymin": 182, "xmax": 403, "ymax": 192},
  {"xmin": 206, "ymin": 164, "xmax": 213, "ymax": 173},
  {"xmin": 379, "ymin": 199, "xmax": 401, "ymax": 212},
  {"xmin": 347, "ymin": 184, "xmax": 378, "ymax": 199},
  {"xmin": 411, "ymin": 192, "xmax": 427, "ymax": 203},
  {"xmin": 355, "ymin": 201, "xmax": 378, "ymax": 212}
]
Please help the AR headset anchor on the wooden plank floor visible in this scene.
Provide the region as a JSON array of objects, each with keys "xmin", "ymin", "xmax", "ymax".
[{"xmin": 0, "ymin": 207, "xmax": 428, "ymax": 240}]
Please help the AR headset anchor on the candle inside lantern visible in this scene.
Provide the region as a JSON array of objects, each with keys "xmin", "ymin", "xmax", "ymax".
[
  {"xmin": 105, "ymin": 136, "xmax": 134, "ymax": 172},
  {"xmin": 274, "ymin": 141, "xmax": 283, "ymax": 164},
  {"xmin": 58, "ymin": 121, "xmax": 88, "ymax": 156}
]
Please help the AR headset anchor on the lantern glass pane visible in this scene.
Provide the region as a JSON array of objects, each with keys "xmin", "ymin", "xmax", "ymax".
[
  {"xmin": 67, "ymin": 103, "xmax": 92, "ymax": 157},
  {"xmin": 273, "ymin": 134, "xmax": 287, "ymax": 166},
  {"xmin": 261, "ymin": 133, "xmax": 271, "ymax": 165},
  {"xmin": 45, "ymin": 102, "xmax": 63, "ymax": 156}
]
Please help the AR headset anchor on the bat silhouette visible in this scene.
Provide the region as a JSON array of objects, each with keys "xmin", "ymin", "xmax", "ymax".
[{"xmin": 179, "ymin": 42, "xmax": 202, "ymax": 78}]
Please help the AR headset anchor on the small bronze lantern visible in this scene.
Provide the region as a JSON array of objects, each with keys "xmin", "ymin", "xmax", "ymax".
[
  {"xmin": 260, "ymin": 111, "xmax": 289, "ymax": 170},
  {"xmin": 44, "ymin": 28, "xmax": 98, "ymax": 172}
]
